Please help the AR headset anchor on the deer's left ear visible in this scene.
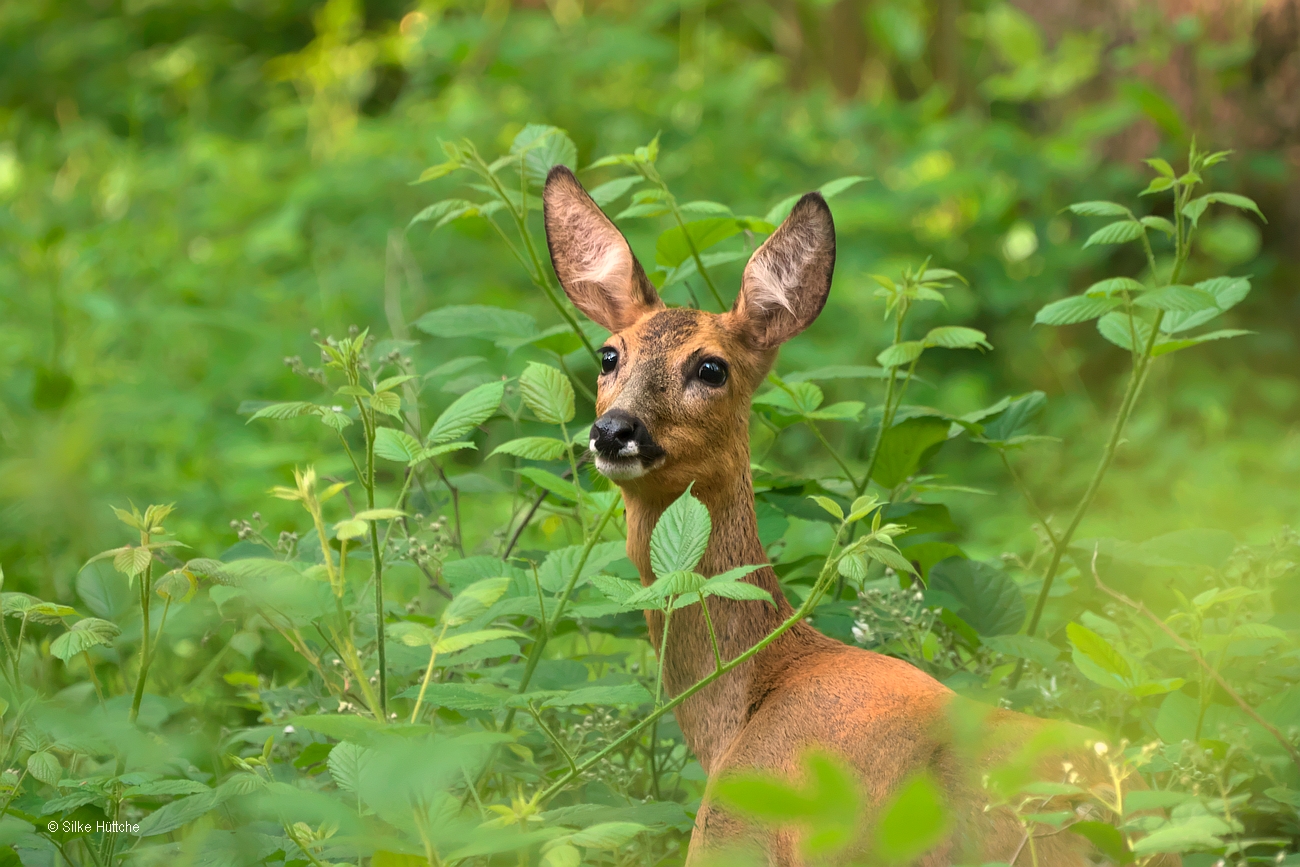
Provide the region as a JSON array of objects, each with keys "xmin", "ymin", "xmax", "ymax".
[{"xmin": 729, "ymin": 193, "xmax": 835, "ymax": 349}]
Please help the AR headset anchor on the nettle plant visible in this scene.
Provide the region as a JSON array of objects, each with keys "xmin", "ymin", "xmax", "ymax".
[{"xmin": 0, "ymin": 131, "xmax": 1294, "ymax": 867}]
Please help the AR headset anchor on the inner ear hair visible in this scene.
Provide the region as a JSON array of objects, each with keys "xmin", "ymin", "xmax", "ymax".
[
  {"xmin": 543, "ymin": 166, "xmax": 662, "ymax": 333},
  {"xmin": 731, "ymin": 192, "xmax": 835, "ymax": 349}
]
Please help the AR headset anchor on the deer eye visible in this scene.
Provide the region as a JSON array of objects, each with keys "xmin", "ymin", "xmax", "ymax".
[
  {"xmin": 599, "ymin": 347, "xmax": 619, "ymax": 374},
  {"xmin": 697, "ymin": 358, "xmax": 728, "ymax": 387}
]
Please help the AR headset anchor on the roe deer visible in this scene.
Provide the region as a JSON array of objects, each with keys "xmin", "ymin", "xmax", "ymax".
[{"xmin": 542, "ymin": 166, "xmax": 1173, "ymax": 866}]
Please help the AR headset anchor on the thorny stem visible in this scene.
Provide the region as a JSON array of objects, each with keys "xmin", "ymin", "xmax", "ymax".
[
  {"xmin": 527, "ymin": 702, "xmax": 578, "ymax": 776},
  {"xmin": 363, "ymin": 406, "xmax": 389, "ymax": 720},
  {"xmin": 410, "ymin": 622, "xmax": 451, "ymax": 723},
  {"xmin": 999, "ymin": 450, "xmax": 1059, "ymax": 548},
  {"xmin": 699, "ymin": 596, "xmax": 723, "ymax": 673},
  {"xmin": 655, "ymin": 607, "xmax": 674, "ymax": 707},
  {"xmin": 665, "ymin": 194, "xmax": 725, "ymax": 311}
]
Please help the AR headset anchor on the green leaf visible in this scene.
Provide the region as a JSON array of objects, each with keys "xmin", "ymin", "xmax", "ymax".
[
  {"xmin": 1084, "ymin": 277, "xmax": 1146, "ymax": 297},
  {"xmin": 587, "ymin": 176, "xmax": 642, "ymax": 207},
  {"xmin": 873, "ymin": 774, "xmax": 949, "ymax": 863},
  {"xmin": 1132, "ymin": 285, "xmax": 1217, "ymax": 312},
  {"xmin": 819, "ymin": 175, "xmax": 869, "ymax": 199},
  {"xmin": 650, "ymin": 490, "xmax": 711, "ymax": 576},
  {"xmin": 1160, "ymin": 276, "xmax": 1251, "ymax": 333},
  {"xmin": 435, "ymin": 628, "xmax": 525, "ymax": 656},
  {"xmin": 654, "ymin": 218, "xmax": 743, "ymax": 269},
  {"xmin": 1130, "ymin": 816, "xmax": 1228, "ymax": 855},
  {"xmin": 808, "ymin": 496, "xmax": 843, "ymax": 520},
  {"xmin": 537, "ymin": 541, "xmax": 627, "ymax": 593},
  {"xmin": 408, "ymin": 198, "xmax": 483, "ymax": 231},
  {"xmin": 334, "ymin": 519, "xmax": 367, "ymax": 541},
  {"xmin": 1140, "ymin": 176, "xmax": 1175, "ymax": 196},
  {"xmin": 753, "ymin": 381, "xmax": 824, "ymax": 416},
  {"xmin": 1096, "ymin": 312, "xmax": 1152, "ymax": 352},
  {"xmin": 784, "ymin": 365, "xmax": 890, "ymax": 383},
  {"xmin": 519, "ymin": 363, "xmax": 575, "ymax": 425},
  {"xmin": 26, "ymin": 751, "xmax": 61, "ymax": 786},
  {"xmin": 353, "ymin": 508, "xmax": 406, "ymax": 521},
  {"xmin": 1183, "ymin": 191, "xmax": 1266, "ymax": 227},
  {"xmin": 113, "ymin": 546, "xmax": 154, "ymax": 578},
  {"xmin": 1083, "ymin": 219, "xmax": 1144, "ymax": 247},
  {"xmin": 50, "ymin": 617, "xmax": 121, "ymax": 661},
  {"xmin": 414, "ymin": 160, "xmax": 461, "ymax": 183},
  {"xmin": 518, "ymin": 467, "xmax": 585, "ymax": 502},
  {"xmin": 490, "ymin": 436, "xmax": 569, "ymax": 461},
  {"xmin": 414, "ymin": 305, "xmax": 537, "ymax": 342},
  {"xmin": 871, "ymin": 416, "xmax": 952, "ymax": 489},
  {"xmin": 1035, "ymin": 295, "xmax": 1123, "ymax": 326},
  {"xmin": 1151, "ymin": 329, "xmax": 1252, "ymax": 357},
  {"xmin": 444, "ymin": 576, "xmax": 512, "ymax": 626},
  {"xmin": 1067, "ymin": 621, "xmax": 1133, "ymax": 687},
  {"xmin": 923, "ymin": 326, "xmax": 990, "ymax": 350},
  {"xmin": 926, "ymin": 558, "xmax": 1025, "ymax": 636},
  {"xmin": 541, "ymin": 685, "xmax": 652, "ymax": 708},
  {"xmin": 1140, "ymin": 215, "xmax": 1175, "ymax": 236},
  {"xmin": 373, "ymin": 427, "xmax": 424, "ymax": 464},
  {"xmin": 701, "ymin": 580, "xmax": 773, "ymax": 605},
  {"xmin": 876, "ymin": 340, "xmax": 924, "ymax": 368},
  {"xmin": 512, "ymin": 124, "xmax": 578, "ymax": 187},
  {"xmin": 326, "ymin": 741, "xmax": 372, "ymax": 796},
  {"xmin": 976, "ymin": 391, "xmax": 1046, "ymax": 443},
  {"xmin": 137, "ymin": 788, "xmax": 227, "ymax": 836},
  {"xmin": 247, "ymin": 401, "xmax": 320, "ymax": 422},
  {"xmin": 566, "ymin": 821, "xmax": 647, "ymax": 848},
  {"xmin": 1145, "ymin": 157, "xmax": 1175, "ymax": 177},
  {"xmin": 428, "ymin": 380, "xmax": 505, "ymax": 445},
  {"xmin": 1068, "ymin": 201, "xmax": 1130, "ymax": 217},
  {"xmin": 981, "ymin": 634, "xmax": 1060, "ymax": 667},
  {"xmin": 369, "ymin": 390, "xmax": 402, "ymax": 417}
]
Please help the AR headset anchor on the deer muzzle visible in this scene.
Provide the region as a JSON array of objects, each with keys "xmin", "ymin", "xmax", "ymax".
[{"xmin": 589, "ymin": 408, "xmax": 665, "ymax": 480}]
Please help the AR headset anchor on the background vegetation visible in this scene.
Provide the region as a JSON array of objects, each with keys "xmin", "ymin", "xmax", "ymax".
[{"xmin": 0, "ymin": 0, "xmax": 1298, "ymax": 864}]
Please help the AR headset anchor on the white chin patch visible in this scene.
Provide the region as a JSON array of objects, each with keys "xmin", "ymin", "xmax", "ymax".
[{"xmin": 594, "ymin": 455, "xmax": 650, "ymax": 481}]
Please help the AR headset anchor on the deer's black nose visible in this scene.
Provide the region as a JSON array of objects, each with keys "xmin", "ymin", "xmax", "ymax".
[{"xmin": 591, "ymin": 409, "xmax": 651, "ymax": 457}]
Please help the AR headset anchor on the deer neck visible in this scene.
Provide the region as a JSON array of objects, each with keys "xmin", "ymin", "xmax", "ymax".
[{"xmin": 619, "ymin": 451, "xmax": 832, "ymax": 772}]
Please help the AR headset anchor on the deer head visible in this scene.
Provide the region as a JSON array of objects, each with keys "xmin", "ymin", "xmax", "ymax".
[{"xmin": 543, "ymin": 166, "xmax": 836, "ymax": 498}]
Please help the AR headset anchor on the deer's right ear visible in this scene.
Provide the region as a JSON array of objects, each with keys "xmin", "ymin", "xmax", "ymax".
[{"xmin": 543, "ymin": 166, "xmax": 662, "ymax": 333}]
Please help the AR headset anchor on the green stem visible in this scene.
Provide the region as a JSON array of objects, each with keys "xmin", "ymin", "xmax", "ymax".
[
  {"xmin": 128, "ymin": 544, "xmax": 153, "ymax": 725},
  {"xmin": 1009, "ymin": 185, "xmax": 1192, "ymax": 689},
  {"xmin": 806, "ymin": 421, "xmax": 860, "ymax": 492},
  {"xmin": 526, "ymin": 702, "xmax": 578, "ymax": 776},
  {"xmin": 999, "ymin": 450, "xmax": 1060, "ymax": 549},
  {"xmin": 501, "ymin": 497, "xmax": 620, "ymax": 732},
  {"xmin": 410, "ymin": 623, "xmax": 450, "ymax": 724},
  {"xmin": 699, "ymin": 596, "xmax": 722, "ymax": 674},
  {"xmin": 536, "ymin": 522, "xmax": 851, "ymax": 804},
  {"xmin": 666, "ymin": 196, "xmax": 724, "ymax": 311},
  {"xmin": 858, "ymin": 312, "xmax": 907, "ymax": 497},
  {"xmin": 365, "ymin": 415, "xmax": 388, "ymax": 720},
  {"xmin": 654, "ymin": 607, "xmax": 674, "ymax": 707}
]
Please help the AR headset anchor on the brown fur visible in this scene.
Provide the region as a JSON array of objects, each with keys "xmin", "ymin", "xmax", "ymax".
[{"xmin": 542, "ymin": 166, "xmax": 1176, "ymax": 867}]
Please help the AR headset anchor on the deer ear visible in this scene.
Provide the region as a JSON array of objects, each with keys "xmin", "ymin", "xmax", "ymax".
[
  {"xmin": 543, "ymin": 166, "xmax": 662, "ymax": 333},
  {"xmin": 730, "ymin": 193, "xmax": 835, "ymax": 349}
]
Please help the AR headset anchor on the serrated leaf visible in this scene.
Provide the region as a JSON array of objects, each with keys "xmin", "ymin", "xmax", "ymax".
[
  {"xmin": 1140, "ymin": 215, "xmax": 1175, "ymax": 235},
  {"xmin": 1132, "ymin": 285, "xmax": 1217, "ymax": 312},
  {"xmin": 435, "ymin": 628, "xmax": 526, "ymax": 656},
  {"xmin": 512, "ymin": 124, "xmax": 578, "ymax": 187},
  {"xmin": 819, "ymin": 175, "xmax": 869, "ymax": 199},
  {"xmin": 374, "ymin": 427, "xmax": 424, "ymax": 463},
  {"xmin": 354, "ymin": 508, "xmax": 406, "ymax": 521},
  {"xmin": 655, "ymin": 218, "xmax": 744, "ymax": 269},
  {"xmin": 428, "ymin": 380, "xmax": 505, "ymax": 445},
  {"xmin": 414, "ymin": 305, "xmax": 537, "ymax": 342},
  {"xmin": 876, "ymin": 341, "xmax": 924, "ymax": 368},
  {"xmin": 1161, "ymin": 276, "xmax": 1251, "ymax": 333},
  {"xmin": 1151, "ymin": 329, "xmax": 1253, "ymax": 357},
  {"xmin": 649, "ymin": 490, "xmax": 711, "ymax": 576},
  {"xmin": 923, "ymin": 326, "xmax": 990, "ymax": 350},
  {"xmin": 248, "ymin": 402, "xmax": 321, "ymax": 422},
  {"xmin": 414, "ymin": 161, "xmax": 461, "ymax": 183},
  {"xmin": 444, "ymin": 577, "xmax": 512, "ymax": 625},
  {"xmin": 587, "ymin": 176, "xmax": 642, "ymax": 207},
  {"xmin": 874, "ymin": 774, "xmax": 948, "ymax": 862},
  {"xmin": 1068, "ymin": 201, "xmax": 1130, "ymax": 217},
  {"xmin": 26, "ymin": 751, "xmax": 61, "ymax": 786},
  {"xmin": 808, "ymin": 496, "xmax": 843, "ymax": 520},
  {"xmin": 1067, "ymin": 621, "xmax": 1132, "ymax": 684},
  {"xmin": 490, "ymin": 436, "xmax": 569, "ymax": 461},
  {"xmin": 1083, "ymin": 220, "xmax": 1144, "ymax": 247},
  {"xmin": 541, "ymin": 686, "xmax": 652, "ymax": 709},
  {"xmin": 327, "ymin": 741, "xmax": 372, "ymax": 796},
  {"xmin": 1096, "ymin": 312, "xmax": 1152, "ymax": 352},
  {"xmin": 519, "ymin": 363, "xmax": 575, "ymax": 425},
  {"xmin": 50, "ymin": 618, "xmax": 121, "ymax": 661},
  {"xmin": 369, "ymin": 390, "xmax": 402, "ymax": 417},
  {"xmin": 1084, "ymin": 277, "xmax": 1146, "ymax": 297},
  {"xmin": 518, "ymin": 467, "xmax": 585, "ymax": 502},
  {"xmin": 1145, "ymin": 158, "xmax": 1174, "ymax": 177},
  {"xmin": 113, "ymin": 546, "xmax": 154, "ymax": 578}
]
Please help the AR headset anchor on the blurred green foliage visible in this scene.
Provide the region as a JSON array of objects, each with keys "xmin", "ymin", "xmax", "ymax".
[{"xmin": 1, "ymin": 0, "xmax": 1298, "ymax": 864}]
